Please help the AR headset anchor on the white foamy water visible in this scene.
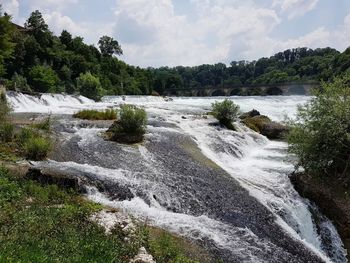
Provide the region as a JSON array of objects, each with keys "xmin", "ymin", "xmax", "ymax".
[
  {"xmin": 12, "ymin": 92, "xmax": 346, "ymax": 262},
  {"xmin": 7, "ymin": 92, "xmax": 309, "ymax": 121}
]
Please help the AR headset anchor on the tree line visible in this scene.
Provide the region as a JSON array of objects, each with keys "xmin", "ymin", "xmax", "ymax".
[
  {"xmin": 151, "ymin": 47, "xmax": 350, "ymax": 94},
  {"xmin": 1, "ymin": 7, "xmax": 350, "ymax": 100},
  {"xmin": 0, "ymin": 8, "xmax": 153, "ymax": 100}
]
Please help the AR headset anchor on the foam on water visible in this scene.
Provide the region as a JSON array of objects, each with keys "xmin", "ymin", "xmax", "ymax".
[
  {"xmin": 168, "ymin": 115, "xmax": 346, "ymax": 262},
  {"xmin": 12, "ymin": 92, "xmax": 346, "ymax": 262},
  {"xmin": 7, "ymin": 92, "xmax": 309, "ymax": 121}
]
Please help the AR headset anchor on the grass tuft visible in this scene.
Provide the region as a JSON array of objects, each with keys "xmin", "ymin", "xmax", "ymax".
[
  {"xmin": 73, "ymin": 109, "xmax": 117, "ymax": 120},
  {"xmin": 24, "ymin": 136, "xmax": 51, "ymax": 161}
]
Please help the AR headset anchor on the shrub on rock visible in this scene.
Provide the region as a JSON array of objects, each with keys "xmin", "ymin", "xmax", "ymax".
[
  {"xmin": 211, "ymin": 99, "xmax": 240, "ymax": 130},
  {"xmin": 108, "ymin": 104, "xmax": 147, "ymax": 144}
]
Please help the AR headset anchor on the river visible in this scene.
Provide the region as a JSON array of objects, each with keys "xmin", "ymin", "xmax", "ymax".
[{"xmin": 6, "ymin": 92, "xmax": 348, "ymax": 263}]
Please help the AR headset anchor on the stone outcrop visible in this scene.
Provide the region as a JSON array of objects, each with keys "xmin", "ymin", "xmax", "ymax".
[
  {"xmin": 25, "ymin": 167, "xmax": 81, "ymax": 191},
  {"xmin": 130, "ymin": 247, "xmax": 156, "ymax": 263},
  {"xmin": 290, "ymin": 172, "xmax": 350, "ymax": 259},
  {"xmin": 90, "ymin": 209, "xmax": 136, "ymax": 236},
  {"xmin": 240, "ymin": 110, "xmax": 288, "ymax": 140}
]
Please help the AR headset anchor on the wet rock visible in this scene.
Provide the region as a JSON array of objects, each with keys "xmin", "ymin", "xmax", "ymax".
[
  {"xmin": 239, "ymin": 109, "xmax": 261, "ymax": 119},
  {"xmin": 130, "ymin": 247, "xmax": 156, "ymax": 263},
  {"xmin": 261, "ymin": 121, "xmax": 289, "ymax": 140},
  {"xmin": 91, "ymin": 209, "xmax": 136, "ymax": 236},
  {"xmin": 291, "ymin": 172, "xmax": 350, "ymax": 259},
  {"xmin": 241, "ymin": 112, "xmax": 288, "ymax": 140},
  {"xmin": 99, "ymin": 183, "xmax": 134, "ymax": 201},
  {"xmin": 25, "ymin": 167, "xmax": 81, "ymax": 191}
]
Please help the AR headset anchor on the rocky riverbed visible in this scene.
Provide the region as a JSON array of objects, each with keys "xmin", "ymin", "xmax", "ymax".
[
  {"xmin": 26, "ymin": 112, "xmax": 337, "ymax": 262},
  {"xmin": 6, "ymin": 94, "xmax": 348, "ymax": 263}
]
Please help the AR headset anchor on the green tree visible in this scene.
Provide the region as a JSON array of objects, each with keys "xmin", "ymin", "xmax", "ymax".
[
  {"xmin": 28, "ymin": 65, "xmax": 59, "ymax": 93},
  {"xmin": 288, "ymin": 73, "xmax": 350, "ymax": 177},
  {"xmin": 25, "ymin": 10, "xmax": 52, "ymax": 47},
  {"xmin": 76, "ymin": 72, "xmax": 102, "ymax": 101},
  {"xmin": 0, "ymin": 10, "xmax": 16, "ymax": 76},
  {"xmin": 59, "ymin": 30, "xmax": 73, "ymax": 49},
  {"xmin": 98, "ymin": 36, "xmax": 123, "ymax": 57},
  {"xmin": 9, "ymin": 73, "xmax": 31, "ymax": 92}
]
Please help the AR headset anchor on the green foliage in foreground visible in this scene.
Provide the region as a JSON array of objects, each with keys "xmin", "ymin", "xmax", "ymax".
[
  {"xmin": 288, "ymin": 73, "xmax": 350, "ymax": 177},
  {"xmin": 109, "ymin": 104, "xmax": 147, "ymax": 143},
  {"xmin": 0, "ymin": 168, "xmax": 139, "ymax": 262},
  {"xmin": 0, "ymin": 91, "xmax": 11, "ymax": 121},
  {"xmin": 73, "ymin": 109, "xmax": 117, "ymax": 120},
  {"xmin": 0, "ymin": 168, "xmax": 201, "ymax": 263},
  {"xmin": 24, "ymin": 136, "xmax": 51, "ymax": 161},
  {"xmin": 212, "ymin": 99, "xmax": 240, "ymax": 130},
  {"xmin": 0, "ymin": 122, "xmax": 14, "ymax": 142}
]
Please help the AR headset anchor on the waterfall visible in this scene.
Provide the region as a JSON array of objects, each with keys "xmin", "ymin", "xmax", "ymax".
[{"xmin": 8, "ymin": 92, "xmax": 347, "ymax": 262}]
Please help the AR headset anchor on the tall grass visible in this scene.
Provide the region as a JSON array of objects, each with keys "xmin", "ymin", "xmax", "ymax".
[
  {"xmin": 31, "ymin": 116, "xmax": 51, "ymax": 131},
  {"xmin": 73, "ymin": 109, "xmax": 117, "ymax": 120},
  {"xmin": 0, "ymin": 122, "xmax": 14, "ymax": 142},
  {"xmin": 24, "ymin": 136, "xmax": 52, "ymax": 161}
]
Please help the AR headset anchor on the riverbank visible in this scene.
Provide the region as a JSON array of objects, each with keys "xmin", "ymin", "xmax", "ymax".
[{"xmin": 291, "ymin": 172, "xmax": 350, "ymax": 260}]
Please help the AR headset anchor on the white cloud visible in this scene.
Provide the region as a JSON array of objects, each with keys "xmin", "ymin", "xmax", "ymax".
[
  {"xmin": 273, "ymin": 0, "xmax": 319, "ymax": 19},
  {"xmin": 113, "ymin": 0, "xmax": 281, "ymax": 66},
  {"xmin": 28, "ymin": 0, "xmax": 78, "ymax": 11},
  {"xmin": 43, "ymin": 11, "xmax": 113, "ymax": 44},
  {"xmin": 2, "ymin": 0, "xmax": 19, "ymax": 18},
  {"xmin": 43, "ymin": 11, "xmax": 87, "ymax": 36}
]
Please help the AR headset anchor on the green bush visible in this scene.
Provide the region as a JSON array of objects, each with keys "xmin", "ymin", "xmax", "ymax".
[
  {"xmin": 109, "ymin": 104, "xmax": 147, "ymax": 143},
  {"xmin": 211, "ymin": 99, "xmax": 240, "ymax": 130},
  {"xmin": 288, "ymin": 73, "xmax": 350, "ymax": 176},
  {"xmin": 0, "ymin": 122, "xmax": 14, "ymax": 142},
  {"xmin": 73, "ymin": 109, "xmax": 117, "ymax": 120},
  {"xmin": 24, "ymin": 136, "xmax": 52, "ymax": 160},
  {"xmin": 28, "ymin": 65, "xmax": 59, "ymax": 93},
  {"xmin": 77, "ymin": 72, "xmax": 103, "ymax": 101}
]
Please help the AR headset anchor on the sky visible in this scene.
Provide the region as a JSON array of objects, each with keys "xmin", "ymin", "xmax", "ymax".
[{"xmin": 2, "ymin": 0, "xmax": 350, "ymax": 67}]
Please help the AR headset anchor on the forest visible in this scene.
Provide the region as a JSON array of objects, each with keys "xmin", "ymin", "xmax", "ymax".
[{"xmin": 1, "ymin": 8, "xmax": 350, "ymax": 99}]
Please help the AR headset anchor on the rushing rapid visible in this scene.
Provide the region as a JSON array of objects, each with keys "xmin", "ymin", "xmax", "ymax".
[{"xmin": 7, "ymin": 92, "xmax": 347, "ymax": 262}]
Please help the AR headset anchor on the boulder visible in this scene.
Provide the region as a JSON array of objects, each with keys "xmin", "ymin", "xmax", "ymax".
[
  {"xmin": 25, "ymin": 167, "xmax": 81, "ymax": 191},
  {"xmin": 130, "ymin": 247, "xmax": 156, "ymax": 263},
  {"xmin": 91, "ymin": 209, "xmax": 136, "ymax": 235},
  {"xmin": 261, "ymin": 121, "xmax": 289, "ymax": 140},
  {"xmin": 241, "ymin": 111, "xmax": 288, "ymax": 140},
  {"xmin": 241, "ymin": 115, "xmax": 271, "ymax": 132},
  {"xmin": 239, "ymin": 109, "xmax": 261, "ymax": 119}
]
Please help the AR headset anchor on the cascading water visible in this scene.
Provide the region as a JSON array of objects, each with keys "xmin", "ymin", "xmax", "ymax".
[{"xmin": 7, "ymin": 92, "xmax": 347, "ymax": 262}]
